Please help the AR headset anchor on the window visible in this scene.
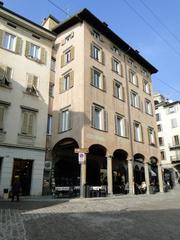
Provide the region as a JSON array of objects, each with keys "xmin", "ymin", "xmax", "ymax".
[
  {"xmin": 25, "ymin": 41, "xmax": 46, "ymax": 64},
  {"xmin": 91, "ymin": 104, "xmax": 108, "ymax": 131},
  {"xmin": 112, "ymin": 58, "xmax": 121, "ymax": 74},
  {"xmin": 115, "ymin": 114, "xmax": 128, "ymax": 137},
  {"xmin": 156, "ymin": 113, "xmax": 161, "ymax": 121},
  {"xmin": 145, "ymin": 99, "xmax": 153, "ymax": 115},
  {"xmin": 21, "ymin": 110, "xmax": 36, "ymax": 136},
  {"xmin": 26, "ymin": 73, "xmax": 39, "ymax": 95},
  {"xmin": 91, "ymin": 29, "xmax": 103, "ymax": 42},
  {"xmin": 129, "ymin": 70, "xmax": 138, "ymax": 86},
  {"xmin": 91, "ymin": 44, "xmax": 104, "ymax": 63},
  {"xmin": 158, "ymin": 137, "xmax": 164, "ymax": 146},
  {"xmin": 160, "ymin": 151, "xmax": 165, "ymax": 160},
  {"xmin": 113, "ymin": 80, "xmax": 125, "ymax": 101},
  {"xmin": 143, "ymin": 80, "xmax": 151, "ymax": 95},
  {"xmin": 171, "ymin": 118, "xmax": 177, "ymax": 128},
  {"xmin": 47, "ymin": 115, "xmax": 52, "ymax": 135},
  {"xmin": 157, "ymin": 124, "xmax": 162, "ymax": 132},
  {"xmin": 0, "ymin": 65, "xmax": 12, "ymax": 87},
  {"xmin": 49, "ymin": 83, "xmax": 54, "ymax": 97},
  {"xmin": 131, "ymin": 91, "xmax": 140, "ymax": 109},
  {"xmin": 173, "ymin": 135, "xmax": 180, "ymax": 146},
  {"xmin": 148, "ymin": 127, "xmax": 156, "ymax": 146},
  {"xmin": 3, "ymin": 32, "xmax": 16, "ymax": 51},
  {"xmin": 112, "ymin": 46, "xmax": 120, "ymax": 55},
  {"xmin": 59, "ymin": 71, "xmax": 74, "ymax": 93},
  {"xmin": 51, "ymin": 58, "xmax": 56, "ymax": 71},
  {"xmin": 168, "ymin": 106, "xmax": 176, "ymax": 114},
  {"xmin": 61, "ymin": 47, "xmax": 74, "ymax": 67},
  {"xmin": 91, "ymin": 68, "xmax": 105, "ymax": 90},
  {"xmin": 59, "ymin": 108, "xmax": 71, "ymax": 132},
  {"xmin": 134, "ymin": 121, "xmax": 143, "ymax": 142}
]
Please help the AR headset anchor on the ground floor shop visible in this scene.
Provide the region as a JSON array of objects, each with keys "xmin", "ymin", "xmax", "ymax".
[
  {"xmin": 0, "ymin": 146, "xmax": 45, "ymax": 197},
  {"xmin": 50, "ymin": 138, "xmax": 164, "ymax": 198}
]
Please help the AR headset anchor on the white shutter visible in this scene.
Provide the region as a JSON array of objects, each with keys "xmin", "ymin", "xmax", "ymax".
[{"xmin": 27, "ymin": 73, "xmax": 33, "ymax": 88}]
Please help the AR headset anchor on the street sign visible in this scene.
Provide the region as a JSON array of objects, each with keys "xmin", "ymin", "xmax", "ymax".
[
  {"xmin": 75, "ymin": 148, "xmax": 89, "ymax": 153},
  {"xmin": 78, "ymin": 152, "xmax": 86, "ymax": 164}
]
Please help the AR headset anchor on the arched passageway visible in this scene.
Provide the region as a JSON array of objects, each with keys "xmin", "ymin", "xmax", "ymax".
[
  {"xmin": 52, "ymin": 138, "xmax": 80, "ymax": 187},
  {"xmin": 112, "ymin": 149, "xmax": 128, "ymax": 194},
  {"xmin": 86, "ymin": 144, "xmax": 107, "ymax": 186}
]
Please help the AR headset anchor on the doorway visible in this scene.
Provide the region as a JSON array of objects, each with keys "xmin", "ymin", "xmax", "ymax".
[{"xmin": 12, "ymin": 159, "xmax": 33, "ymax": 196}]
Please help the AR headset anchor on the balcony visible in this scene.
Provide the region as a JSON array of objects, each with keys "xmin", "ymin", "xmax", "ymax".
[
  {"xmin": 169, "ymin": 143, "xmax": 180, "ymax": 150},
  {"xmin": 170, "ymin": 155, "xmax": 180, "ymax": 163}
]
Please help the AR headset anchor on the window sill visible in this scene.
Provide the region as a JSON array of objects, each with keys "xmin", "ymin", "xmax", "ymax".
[
  {"xmin": 0, "ymin": 83, "xmax": 12, "ymax": 89},
  {"xmin": 90, "ymin": 84, "xmax": 106, "ymax": 92},
  {"xmin": 134, "ymin": 139, "xmax": 144, "ymax": 144},
  {"xmin": 131, "ymin": 105, "xmax": 140, "ymax": 110},
  {"xmin": 23, "ymin": 91, "xmax": 39, "ymax": 97},
  {"xmin": 18, "ymin": 133, "xmax": 36, "ymax": 146},
  {"xmin": 61, "ymin": 59, "xmax": 74, "ymax": 68},
  {"xmin": 149, "ymin": 143, "xmax": 157, "ymax": 148},
  {"xmin": 143, "ymin": 90, "xmax": 151, "ymax": 96},
  {"xmin": 18, "ymin": 133, "xmax": 36, "ymax": 139},
  {"xmin": 113, "ymin": 95, "xmax": 125, "ymax": 102},
  {"xmin": 115, "ymin": 133, "xmax": 128, "ymax": 139},
  {"xmin": 26, "ymin": 56, "xmax": 44, "ymax": 64},
  {"xmin": 112, "ymin": 69, "xmax": 123, "ymax": 77},
  {"xmin": 91, "ymin": 126, "xmax": 107, "ymax": 132},
  {"xmin": 129, "ymin": 81, "xmax": 139, "ymax": 88},
  {"xmin": 145, "ymin": 112, "xmax": 153, "ymax": 117},
  {"xmin": 58, "ymin": 128, "xmax": 72, "ymax": 134},
  {"xmin": 90, "ymin": 56, "xmax": 104, "ymax": 65},
  {"xmin": 0, "ymin": 46, "xmax": 19, "ymax": 55}
]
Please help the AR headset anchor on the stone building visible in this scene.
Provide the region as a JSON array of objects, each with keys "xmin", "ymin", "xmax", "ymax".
[
  {"xmin": 46, "ymin": 9, "xmax": 163, "ymax": 196},
  {"xmin": 0, "ymin": 3, "xmax": 56, "ymax": 196}
]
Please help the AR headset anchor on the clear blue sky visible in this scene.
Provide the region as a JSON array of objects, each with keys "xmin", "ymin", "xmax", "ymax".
[{"xmin": 3, "ymin": 0, "xmax": 180, "ymax": 101}]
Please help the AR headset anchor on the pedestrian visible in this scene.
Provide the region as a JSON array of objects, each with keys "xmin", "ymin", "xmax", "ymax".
[{"xmin": 11, "ymin": 176, "xmax": 21, "ymax": 202}]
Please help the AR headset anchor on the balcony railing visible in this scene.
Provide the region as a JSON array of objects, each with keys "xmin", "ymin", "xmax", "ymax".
[
  {"xmin": 170, "ymin": 155, "xmax": 180, "ymax": 163},
  {"xmin": 169, "ymin": 143, "xmax": 180, "ymax": 149}
]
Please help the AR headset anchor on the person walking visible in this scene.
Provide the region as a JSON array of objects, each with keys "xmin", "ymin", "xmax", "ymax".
[{"xmin": 11, "ymin": 176, "xmax": 21, "ymax": 202}]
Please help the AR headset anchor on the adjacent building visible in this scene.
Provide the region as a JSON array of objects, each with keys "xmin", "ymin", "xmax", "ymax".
[{"xmin": 0, "ymin": 3, "xmax": 56, "ymax": 196}]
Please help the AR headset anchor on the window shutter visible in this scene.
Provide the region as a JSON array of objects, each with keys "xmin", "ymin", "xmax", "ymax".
[
  {"xmin": 125, "ymin": 119, "xmax": 128, "ymax": 137},
  {"xmin": 0, "ymin": 65, "xmax": 6, "ymax": 81},
  {"xmin": 113, "ymin": 81, "xmax": 116, "ymax": 97},
  {"xmin": 0, "ymin": 107, "xmax": 4, "ymax": 130},
  {"xmin": 115, "ymin": 114, "xmax": 118, "ymax": 134},
  {"xmin": 28, "ymin": 113, "xmax": 34, "ymax": 135},
  {"xmin": 40, "ymin": 47, "xmax": 46, "ymax": 64},
  {"xmin": 69, "ymin": 71, "xmax": 74, "ymax": 88},
  {"xmin": 104, "ymin": 110, "xmax": 108, "ymax": 131},
  {"xmin": 112, "ymin": 58, "xmax": 114, "ymax": 71},
  {"xmin": 27, "ymin": 73, "xmax": 34, "ymax": 88},
  {"xmin": 91, "ymin": 105, "xmax": 95, "ymax": 127},
  {"xmin": 91, "ymin": 68, "xmax": 94, "ymax": 85},
  {"xmin": 5, "ymin": 67, "xmax": 12, "ymax": 82},
  {"xmin": 25, "ymin": 41, "xmax": 31, "ymax": 57},
  {"xmin": 68, "ymin": 111, "xmax": 72, "ymax": 129},
  {"xmin": 21, "ymin": 111, "xmax": 28, "ymax": 134},
  {"xmin": 122, "ymin": 86, "xmax": 125, "ymax": 101},
  {"xmin": 59, "ymin": 111, "xmax": 62, "ymax": 132},
  {"xmin": 0, "ymin": 29, "xmax": 4, "ymax": 47},
  {"xmin": 138, "ymin": 96, "xmax": 141, "ymax": 109},
  {"xmin": 101, "ymin": 50, "xmax": 105, "ymax": 64},
  {"xmin": 59, "ymin": 77, "xmax": 64, "ymax": 93},
  {"xmin": 61, "ymin": 54, "xmax": 65, "ymax": 67},
  {"xmin": 90, "ymin": 43, "xmax": 94, "ymax": 58},
  {"xmin": 71, "ymin": 47, "xmax": 75, "ymax": 60},
  {"xmin": 148, "ymin": 128, "xmax": 151, "ymax": 144},
  {"xmin": 15, "ymin": 37, "xmax": 22, "ymax": 55},
  {"xmin": 141, "ymin": 124, "xmax": 143, "ymax": 142},
  {"xmin": 136, "ymin": 76, "xmax": 138, "ymax": 86},
  {"xmin": 33, "ymin": 76, "xmax": 38, "ymax": 88},
  {"xmin": 121, "ymin": 63, "xmax": 123, "ymax": 77},
  {"xmin": 103, "ymin": 75, "xmax": 106, "ymax": 91}
]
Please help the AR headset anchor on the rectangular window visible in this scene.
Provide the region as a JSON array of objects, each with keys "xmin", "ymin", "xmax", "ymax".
[
  {"xmin": 91, "ymin": 29, "xmax": 103, "ymax": 42},
  {"xmin": 0, "ymin": 65, "xmax": 12, "ymax": 87},
  {"xmin": 160, "ymin": 151, "xmax": 165, "ymax": 160},
  {"xmin": 113, "ymin": 80, "xmax": 124, "ymax": 101},
  {"xmin": 91, "ymin": 68, "xmax": 105, "ymax": 90},
  {"xmin": 26, "ymin": 73, "xmax": 39, "ymax": 95},
  {"xmin": 59, "ymin": 71, "xmax": 74, "ymax": 93},
  {"xmin": 168, "ymin": 106, "xmax": 176, "ymax": 114},
  {"xmin": 3, "ymin": 32, "xmax": 16, "ymax": 51},
  {"xmin": 143, "ymin": 80, "xmax": 151, "ymax": 94},
  {"xmin": 129, "ymin": 70, "xmax": 138, "ymax": 86},
  {"xmin": 21, "ymin": 110, "xmax": 36, "ymax": 136},
  {"xmin": 59, "ymin": 108, "xmax": 71, "ymax": 132},
  {"xmin": 157, "ymin": 124, "xmax": 162, "ymax": 132},
  {"xmin": 156, "ymin": 113, "xmax": 161, "ymax": 121},
  {"xmin": 171, "ymin": 118, "xmax": 177, "ymax": 128},
  {"xmin": 91, "ymin": 104, "xmax": 108, "ymax": 131},
  {"xmin": 47, "ymin": 115, "xmax": 52, "ymax": 135},
  {"xmin": 148, "ymin": 127, "xmax": 156, "ymax": 146},
  {"xmin": 134, "ymin": 121, "xmax": 143, "ymax": 142},
  {"xmin": 131, "ymin": 91, "xmax": 140, "ymax": 109},
  {"xmin": 173, "ymin": 135, "xmax": 180, "ymax": 146},
  {"xmin": 61, "ymin": 47, "xmax": 74, "ymax": 67},
  {"xmin": 112, "ymin": 58, "xmax": 121, "ymax": 74},
  {"xmin": 91, "ymin": 43, "xmax": 104, "ymax": 64},
  {"xmin": 25, "ymin": 41, "xmax": 46, "ymax": 64},
  {"xmin": 30, "ymin": 43, "xmax": 40, "ymax": 59},
  {"xmin": 115, "ymin": 114, "xmax": 128, "ymax": 137},
  {"xmin": 145, "ymin": 99, "xmax": 153, "ymax": 115},
  {"xmin": 158, "ymin": 137, "xmax": 164, "ymax": 146}
]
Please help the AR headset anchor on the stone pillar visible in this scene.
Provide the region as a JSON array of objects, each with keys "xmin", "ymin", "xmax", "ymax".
[
  {"xmin": 80, "ymin": 157, "xmax": 86, "ymax": 198},
  {"xmin": 144, "ymin": 162, "xmax": 150, "ymax": 194},
  {"xmin": 158, "ymin": 164, "xmax": 164, "ymax": 193},
  {"xmin": 107, "ymin": 155, "xmax": 113, "ymax": 196},
  {"xmin": 128, "ymin": 159, "xmax": 134, "ymax": 194}
]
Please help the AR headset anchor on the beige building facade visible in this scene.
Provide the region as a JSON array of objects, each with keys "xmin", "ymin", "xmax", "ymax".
[
  {"xmin": 0, "ymin": 4, "xmax": 56, "ymax": 196},
  {"xmin": 48, "ymin": 9, "xmax": 164, "ymax": 196}
]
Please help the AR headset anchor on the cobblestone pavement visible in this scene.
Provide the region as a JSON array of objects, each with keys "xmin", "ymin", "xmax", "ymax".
[{"xmin": 1, "ymin": 186, "xmax": 180, "ymax": 240}]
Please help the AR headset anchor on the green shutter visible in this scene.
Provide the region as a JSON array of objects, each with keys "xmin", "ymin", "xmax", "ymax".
[
  {"xmin": 120, "ymin": 63, "xmax": 123, "ymax": 77},
  {"xmin": 0, "ymin": 65, "xmax": 6, "ymax": 81},
  {"xmin": 28, "ymin": 113, "xmax": 34, "ymax": 135},
  {"xmin": 0, "ymin": 29, "xmax": 4, "ymax": 47},
  {"xmin": 103, "ymin": 75, "xmax": 106, "ymax": 91},
  {"xmin": 5, "ymin": 67, "xmax": 12, "ymax": 81},
  {"xmin": 101, "ymin": 50, "xmax": 105, "ymax": 64},
  {"xmin": 61, "ymin": 54, "xmax": 65, "ymax": 67},
  {"xmin": 21, "ymin": 111, "xmax": 28, "ymax": 134},
  {"xmin": 27, "ymin": 73, "xmax": 33, "ymax": 88},
  {"xmin": 104, "ymin": 110, "xmax": 108, "ymax": 131},
  {"xmin": 69, "ymin": 71, "xmax": 74, "ymax": 88},
  {"xmin": 90, "ymin": 43, "xmax": 94, "ymax": 58},
  {"xmin": 40, "ymin": 47, "xmax": 46, "ymax": 64},
  {"xmin": 71, "ymin": 47, "xmax": 75, "ymax": 60},
  {"xmin": 68, "ymin": 111, "xmax": 72, "ymax": 129},
  {"xmin": 0, "ymin": 107, "xmax": 4, "ymax": 130},
  {"xmin": 25, "ymin": 41, "xmax": 31, "ymax": 57},
  {"xmin": 59, "ymin": 77, "xmax": 64, "ymax": 93},
  {"xmin": 122, "ymin": 86, "xmax": 125, "ymax": 101},
  {"xmin": 33, "ymin": 75, "xmax": 38, "ymax": 88},
  {"xmin": 91, "ymin": 68, "xmax": 94, "ymax": 85},
  {"xmin": 15, "ymin": 37, "xmax": 22, "ymax": 55}
]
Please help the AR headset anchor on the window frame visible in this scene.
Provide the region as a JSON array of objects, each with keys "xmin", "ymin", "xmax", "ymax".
[{"xmin": 134, "ymin": 121, "xmax": 143, "ymax": 143}]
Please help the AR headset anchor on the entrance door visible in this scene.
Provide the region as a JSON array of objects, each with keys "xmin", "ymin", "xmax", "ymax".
[{"xmin": 12, "ymin": 159, "xmax": 33, "ymax": 196}]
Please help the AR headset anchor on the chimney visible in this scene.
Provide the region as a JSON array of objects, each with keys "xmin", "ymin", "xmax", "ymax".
[{"xmin": 0, "ymin": 1, "xmax": 4, "ymax": 6}]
